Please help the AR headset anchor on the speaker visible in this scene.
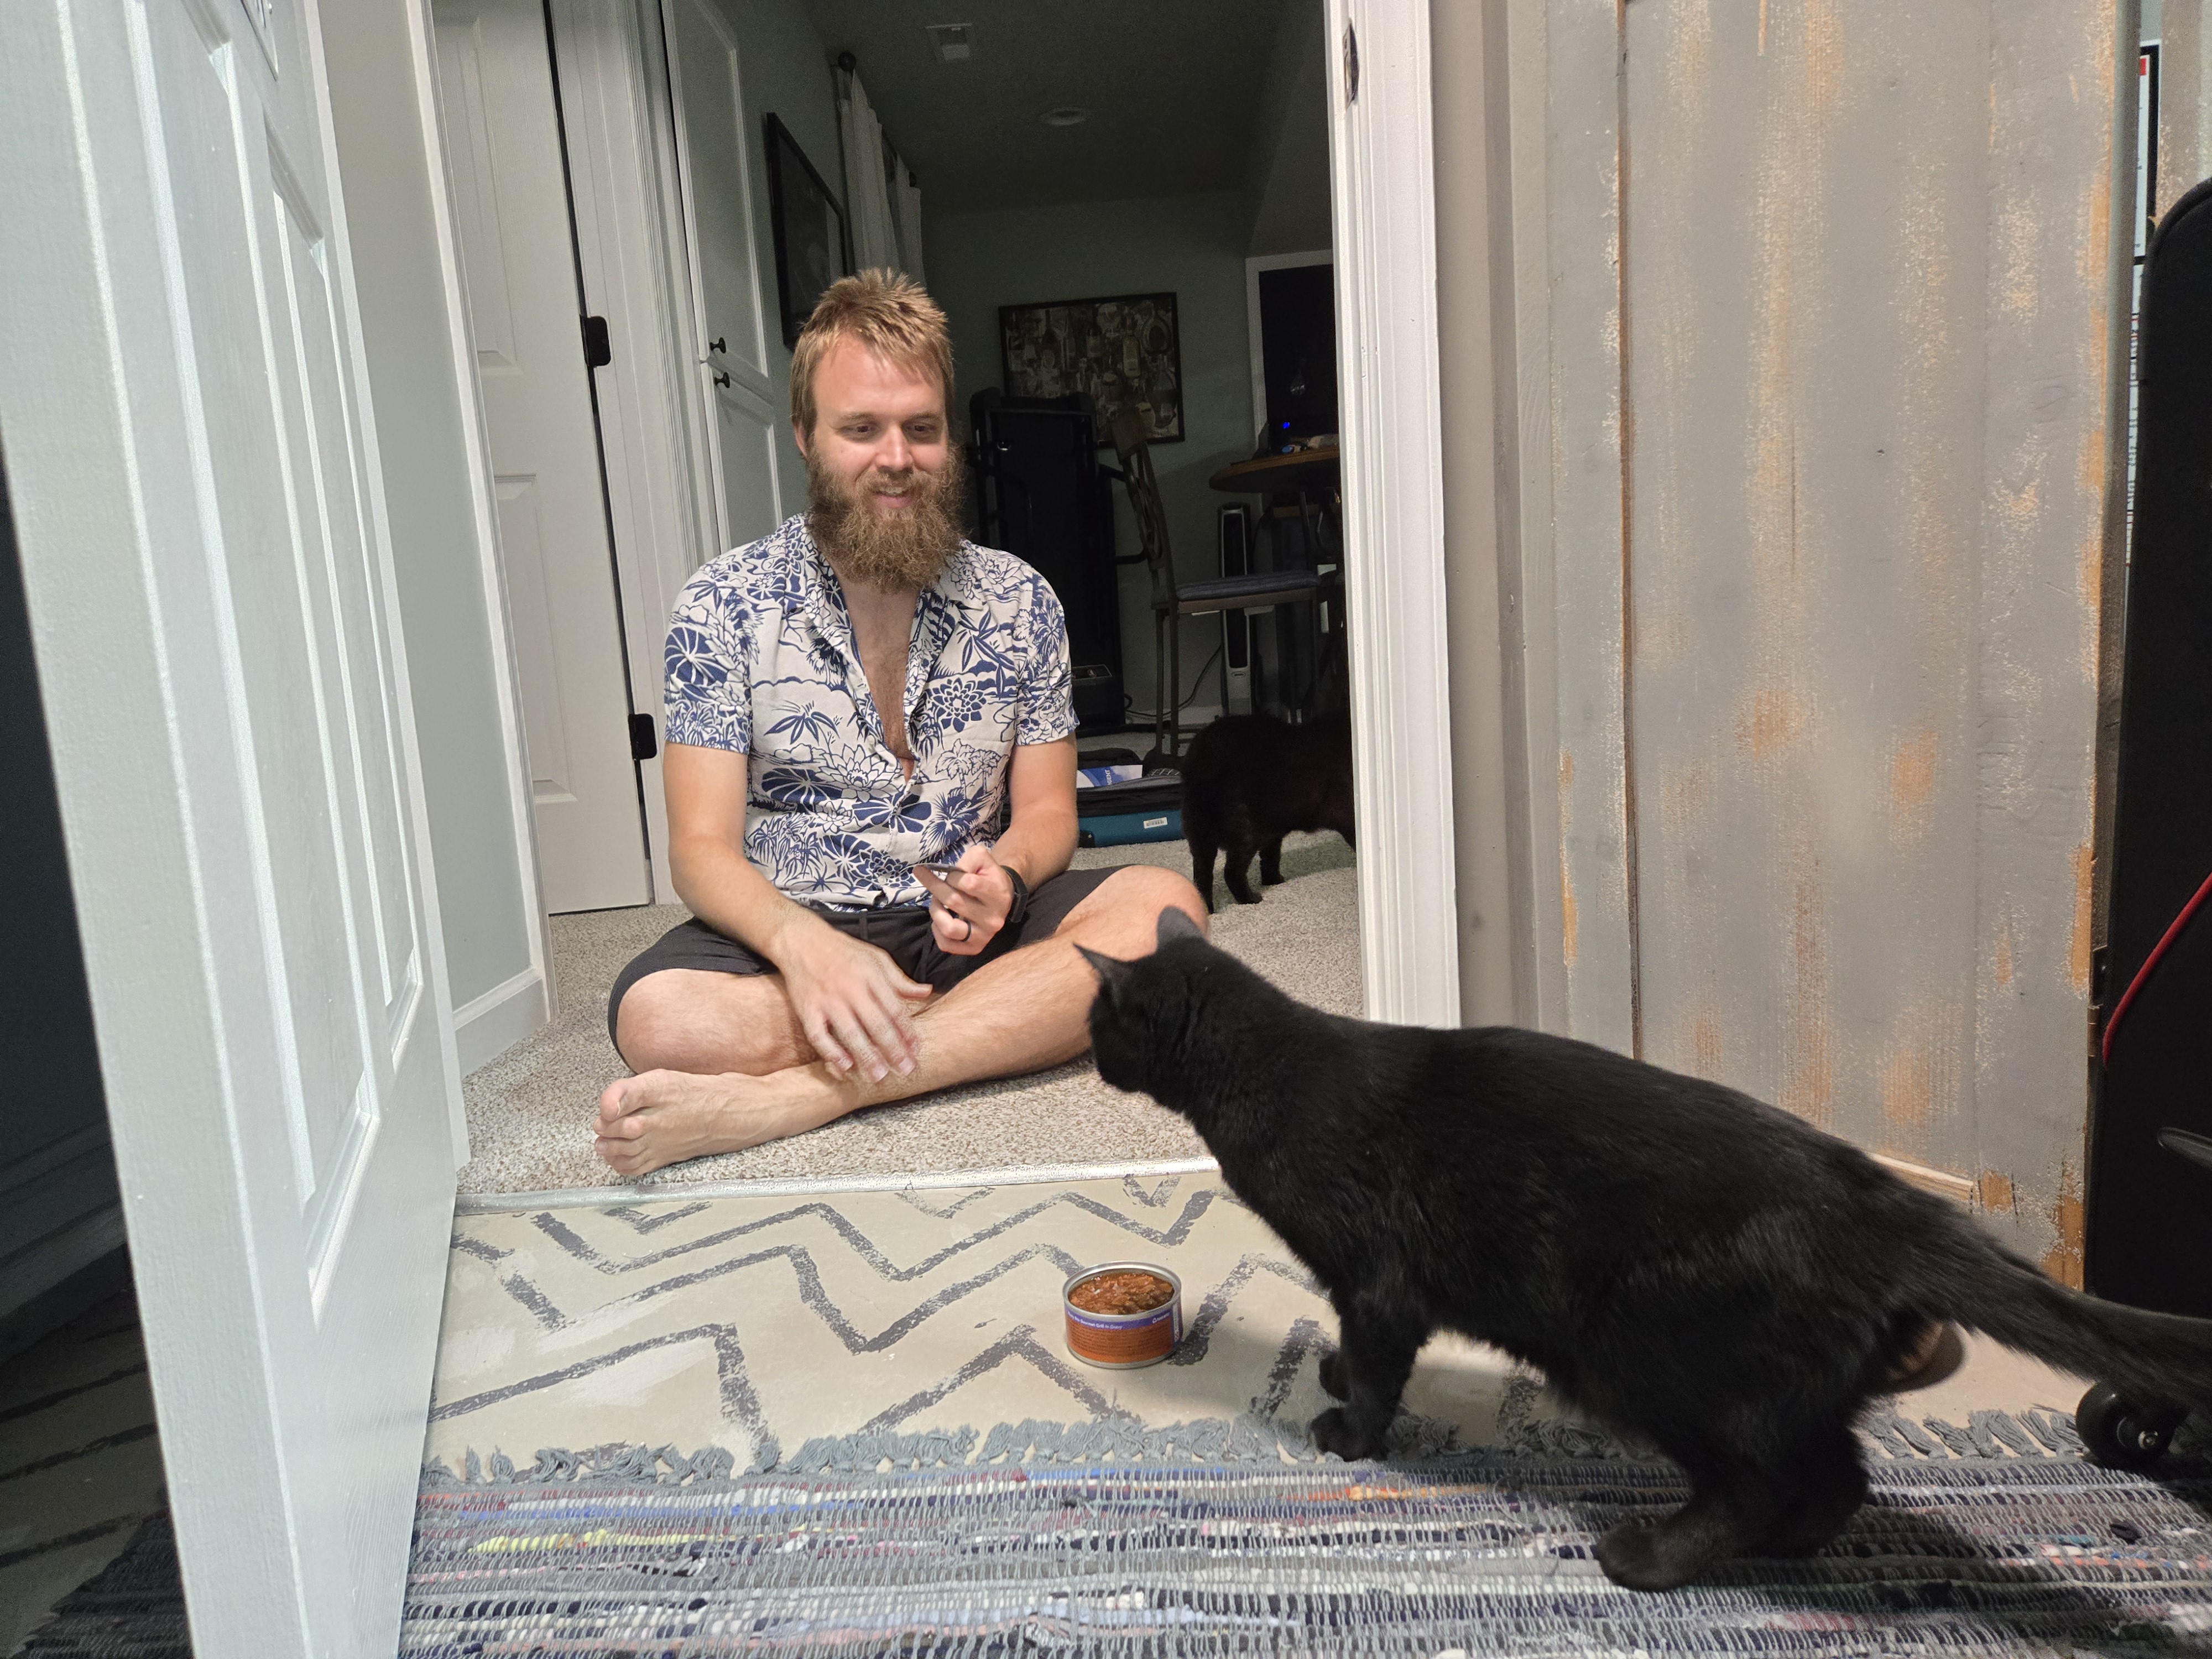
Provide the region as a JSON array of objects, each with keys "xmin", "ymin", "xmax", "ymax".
[
  {"xmin": 2088, "ymin": 175, "xmax": 2212, "ymax": 1320},
  {"xmin": 968, "ymin": 390, "xmax": 1123, "ymax": 732},
  {"xmin": 1218, "ymin": 505, "xmax": 1254, "ymax": 715}
]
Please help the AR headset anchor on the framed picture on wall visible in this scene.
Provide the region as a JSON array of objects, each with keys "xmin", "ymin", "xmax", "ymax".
[
  {"xmin": 998, "ymin": 291, "xmax": 1183, "ymax": 444},
  {"xmin": 763, "ymin": 113, "xmax": 849, "ymax": 348}
]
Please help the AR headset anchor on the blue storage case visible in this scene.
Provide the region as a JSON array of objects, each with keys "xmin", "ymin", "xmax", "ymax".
[{"xmin": 1076, "ymin": 774, "xmax": 1183, "ymax": 847}]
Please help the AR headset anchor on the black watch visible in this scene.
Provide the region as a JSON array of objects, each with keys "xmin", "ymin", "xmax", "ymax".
[{"xmin": 1002, "ymin": 865, "xmax": 1032, "ymax": 925}]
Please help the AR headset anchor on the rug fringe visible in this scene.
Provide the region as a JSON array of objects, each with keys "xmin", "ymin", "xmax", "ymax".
[{"xmin": 418, "ymin": 1398, "xmax": 2184, "ymax": 1488}]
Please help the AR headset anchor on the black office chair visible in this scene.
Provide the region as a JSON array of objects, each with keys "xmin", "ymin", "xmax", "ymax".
[{"xmin": 1107, "ymin": 414, "xmax": 1324, "ymax": 761}]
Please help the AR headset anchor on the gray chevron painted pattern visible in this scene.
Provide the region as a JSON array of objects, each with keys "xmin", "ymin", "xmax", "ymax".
[
  {"xmin": 427, "ymin": 1173, "xmax": 2106, "ymax": 1485},
  {"xmin": 426, "ymin": 1174, "xmax": 1536, "ymax": 1478}
]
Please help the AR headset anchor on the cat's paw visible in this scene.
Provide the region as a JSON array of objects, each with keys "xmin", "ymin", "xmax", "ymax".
[
  {"xmin": 1594, "ymin": 1521, "xmax": 1710, "ymax": 1592},
  {"xmin": 1318, "ymin": 1348, "xmax": 1349, "ymax": 1400},
  {"xmin": 1308, "ymin": 1406, "xmax": 1386, "ymax": 1460}
]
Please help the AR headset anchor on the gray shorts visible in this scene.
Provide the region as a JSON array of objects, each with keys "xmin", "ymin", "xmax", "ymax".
[{"xmin": 606, "ymin": 865, "xmax": 1120, "ymax": 1046}]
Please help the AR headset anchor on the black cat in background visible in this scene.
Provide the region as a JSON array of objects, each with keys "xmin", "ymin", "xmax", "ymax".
[
  {"xmin": 1081, "ymin": 910, "xmax": 2212, "ymax": 1592},
  {"xmin": 1179, "ymin": 710, "xmax": 1355, "ymax": 911}
]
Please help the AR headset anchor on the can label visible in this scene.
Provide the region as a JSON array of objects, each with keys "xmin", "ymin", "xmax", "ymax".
[{"xmin": 1063, "ymin": 1303, "xmax": 1181, "ymax": 1366}]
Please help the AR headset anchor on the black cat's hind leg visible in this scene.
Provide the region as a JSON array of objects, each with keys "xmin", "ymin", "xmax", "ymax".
[
  {"xmin": 1311, "ymin": 1296, "xmax": 1429, "ymax": 1460},
  {"xmin": 1259, "ymin": 836, "xmax": 1287, "ymax": 886},
  {"xmin": 1593, "ymin": 1447, "xmax": 1785, "ymax": 1592},
  {"xmin": 1222, "ymin": 838, "xmax": 1262, "ymax": 905}
]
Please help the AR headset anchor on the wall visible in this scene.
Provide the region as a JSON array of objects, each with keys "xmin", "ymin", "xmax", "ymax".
[
  {"xmin": 709, "ymin": 0, "xmax": 843, "ymax": 517},
  {"xmin": 925, "ymin": 192, "xmax": 1258, "ymax": 719},
  {"xmin": 0, "ymin": 442, "xmax": 123, "ymax": 1349},
  {"xmin": 1436, "ymin": 0, "xmax": 2136, "ymax": 1277},
  {"xmin": 1246, "ymin": 1, "xmax": 1333, "ymax": 259},
  {"xmin": 322, "ymin": 0, "xmax": 547, "ymax": 1051}
]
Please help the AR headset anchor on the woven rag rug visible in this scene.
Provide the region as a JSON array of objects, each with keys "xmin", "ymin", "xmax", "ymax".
[
  {"xmin": 26, "ymin": 1424, "xmax": 2212, "ymax": 1655},
  {"xmin": 410, "ymin": 1432, "xmax": 2212, "ymax": 1656}
]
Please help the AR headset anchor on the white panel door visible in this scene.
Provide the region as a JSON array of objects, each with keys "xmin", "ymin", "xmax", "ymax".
[
  {"xmin": 435, "ymin": 0, "xmax": 649, "ymax": 913},
  {"xmin": 0, "ymin": 0, "xmax": 461, "ymax": 1652},
  {"xmin": 664, "ymin": 0, "xmax": 786, "ymax": 552}
]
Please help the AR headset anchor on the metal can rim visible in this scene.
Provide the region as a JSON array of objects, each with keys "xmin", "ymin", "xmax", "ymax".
[{"xmin": 1061, "ymin": 1261, "xmax": 1182, "ymax": 1323}]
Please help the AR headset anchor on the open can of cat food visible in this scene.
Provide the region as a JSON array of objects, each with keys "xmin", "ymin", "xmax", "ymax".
[{"xmin": 1062, "ymin": 1262, "xmax": 1183, "ymax": 1369}]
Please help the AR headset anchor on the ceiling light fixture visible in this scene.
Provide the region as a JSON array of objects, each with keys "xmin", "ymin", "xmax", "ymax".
[
  {"xmin": 1039, "ymin": 106, "xmax": 1090, "ymax": 128},
  {"xmin": 926, "ymin": 23, "xmax": 972, "ymax": 62}
]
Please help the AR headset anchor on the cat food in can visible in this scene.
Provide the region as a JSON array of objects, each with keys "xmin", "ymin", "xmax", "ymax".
[{"xmin": 1062, "ymin": 1263, "xmax": 1183, "ymax": 1369}]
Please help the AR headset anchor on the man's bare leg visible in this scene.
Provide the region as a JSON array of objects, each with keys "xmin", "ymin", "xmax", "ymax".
[{"xmin": 594, "ymin": 863, "xmax": 1204, "ymax": 1175}]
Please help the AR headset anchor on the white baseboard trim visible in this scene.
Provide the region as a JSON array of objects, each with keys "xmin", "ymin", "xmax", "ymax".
[
  {"xmin": 453, "ymin": 966, "xmax": 551, "ymax": 1078},
  {"xmin": 1870, "ymin": 1152, "xmax": 1978, "ymax": 1208},
  {"xmin": 454, "ymin": 1156, "xmax": 1223, "ymax": 1214}
]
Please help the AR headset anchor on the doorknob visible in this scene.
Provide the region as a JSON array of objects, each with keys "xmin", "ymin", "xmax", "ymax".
[
  {"xmin": 708, "ymin": 336, "xmax": 726, "ymax": 354},
  {"xmin": 713, "ymin": 369, "xmax": 731, "ymax": 388}
]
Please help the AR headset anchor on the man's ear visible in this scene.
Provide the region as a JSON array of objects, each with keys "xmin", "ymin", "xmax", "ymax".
[
  {"xmin": 1155, "ymin": 906, "xmax": 1204, "ymax": 951},
  {"xmin": 1076, "ymin": 944, "xmax": 1131, "ymax": 1000}
]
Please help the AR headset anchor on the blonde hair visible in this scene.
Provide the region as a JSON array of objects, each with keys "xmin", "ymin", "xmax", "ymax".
[{"xmin": 789, "ymin": 269, "xmax": 956, "ymax": 439}]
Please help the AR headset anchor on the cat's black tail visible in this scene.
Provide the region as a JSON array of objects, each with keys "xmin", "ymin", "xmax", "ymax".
[{"xmin": 1925, "ymin": 1225, "xmax": 2212, "ymax": 1412}]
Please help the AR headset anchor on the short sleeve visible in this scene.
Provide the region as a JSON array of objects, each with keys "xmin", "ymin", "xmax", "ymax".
[
  {"xmin": 1015, "ymin": 575, "xmax": 1080, "ymax": 745},
  {"xmin": 662, "ymin": 567, "xmax": 753, "ymax": 753}
]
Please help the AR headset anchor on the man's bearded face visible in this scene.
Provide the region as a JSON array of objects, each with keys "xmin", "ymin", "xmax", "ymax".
[{"xmin": 806, "ymin": 425, "xmax": 967, "ymax": 591}]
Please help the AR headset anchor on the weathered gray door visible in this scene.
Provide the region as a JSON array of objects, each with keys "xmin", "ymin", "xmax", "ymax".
[{"xmin": 1514, "ymin": 0, "xmax": 2129, "ymax": 1276}]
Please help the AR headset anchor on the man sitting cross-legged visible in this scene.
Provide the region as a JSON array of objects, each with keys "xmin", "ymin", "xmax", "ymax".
[{"xmin": 597, "ymin": 271, "xmax": 1206, "ymax": 1176}]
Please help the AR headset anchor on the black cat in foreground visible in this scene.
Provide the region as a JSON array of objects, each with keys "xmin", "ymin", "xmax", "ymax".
[
  {"xmin": 1180, "ymin": 710, "xmax": 1355, "ymax": 911},
  {"xmin": 1081, "ymin": 910, "xmax": 2212, "ymax": 1592}
]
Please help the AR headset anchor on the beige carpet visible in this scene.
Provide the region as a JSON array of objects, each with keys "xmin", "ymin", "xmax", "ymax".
[{"xmin": 455, "ymin": 833, "xmax": 1359, "ymax": 1196}]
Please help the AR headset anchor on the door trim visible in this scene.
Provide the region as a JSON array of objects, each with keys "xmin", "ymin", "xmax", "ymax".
[
  {"xmin": 545, "ymin": 0, "xmax": 737, "ymax": 901},
  {"xmin": 1325, "ymin": 1, "xmax": 1461, "ymax": 1026},
  {"xmin": 405, "ymin": 0, "xmax": 557, "ymax": 1079}
]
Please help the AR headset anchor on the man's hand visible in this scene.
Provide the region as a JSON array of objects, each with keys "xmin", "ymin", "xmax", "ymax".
[
  {"xmin": 918, "ymin": 846, "xmax": 1017, "ymax": 957},
  {"xmin": 768, "ymin": 914, "xmax": 931, "ymax": 1082}
]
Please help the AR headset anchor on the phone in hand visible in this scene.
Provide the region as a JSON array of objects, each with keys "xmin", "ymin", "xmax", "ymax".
[{"xmin": 914, "ymin": 861, "xmax": 964, "ymax": 880}]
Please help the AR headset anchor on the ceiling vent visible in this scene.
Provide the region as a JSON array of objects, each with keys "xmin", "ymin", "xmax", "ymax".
[{"xmin": 926, "ymin": 23, "xmax": 972, "ymax": 62}]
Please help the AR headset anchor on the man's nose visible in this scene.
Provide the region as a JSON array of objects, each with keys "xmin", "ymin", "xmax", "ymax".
[{"xmin": 875, "ymin": 426, "xmax": 913, "ymax": 473}]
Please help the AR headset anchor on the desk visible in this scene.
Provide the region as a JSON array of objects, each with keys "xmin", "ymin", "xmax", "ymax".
[{"xmin": 1208, "ymin": 445, "xmax": 1340, "ymax": 495}]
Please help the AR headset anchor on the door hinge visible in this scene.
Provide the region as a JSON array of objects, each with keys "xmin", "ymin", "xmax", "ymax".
[
  {"xmin": 582, "ymin": 314, "xmax": 612, "ymax": 369},
  {"xmin": 629, "ymin": 713, "xmax": 658, "ymax": 761},
  {"xmin": 1343, "ymin": 20, "xmax": 1359, "ymax": 105}
]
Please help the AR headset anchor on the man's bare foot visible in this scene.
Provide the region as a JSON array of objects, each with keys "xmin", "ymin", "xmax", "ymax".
[{"xmin": 594, "ymin": 1068, "xmax": 827, "ymax": 1177}]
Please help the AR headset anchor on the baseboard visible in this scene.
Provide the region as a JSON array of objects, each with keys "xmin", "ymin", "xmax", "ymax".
[
  {"xmin": 1870, "ymin": 1152, "xmax": 1978, "ymax": 1208},
  {"xmin": 455, "ymin": 1156, "xmax": 1223, "ymax": 1214},
  {"xmin": 453, "ymin": 965, "xmax": 551, "ymax": 1078}
]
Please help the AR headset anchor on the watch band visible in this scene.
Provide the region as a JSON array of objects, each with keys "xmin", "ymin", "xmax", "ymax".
[{"xmin": 1002, "ymin": 864, "xmax": 1032, "ymax": 926}]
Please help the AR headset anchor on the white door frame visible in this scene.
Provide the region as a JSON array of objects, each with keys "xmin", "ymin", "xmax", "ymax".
[
  {"xmin": 404, "ymin": 0, "xmax": 559, "ymax": 1057},
  {"xmin": 1324, "ymin": 0, "xmax": 1461, "ymax": 1027},
  {"xmin": 542, "ymin": 0, "xmax": 738, "ymax": 901}
]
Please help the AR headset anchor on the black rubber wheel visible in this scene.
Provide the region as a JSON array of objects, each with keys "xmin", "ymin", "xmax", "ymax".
[{"xmin": 2077, "ymin": 1382, "xmax": 2179, "ymax": 1470}]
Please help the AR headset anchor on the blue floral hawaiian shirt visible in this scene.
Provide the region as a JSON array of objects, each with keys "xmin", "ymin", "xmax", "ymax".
[{"xmin": 662, "ymin": 515, "xmax": 1078, "ymax": 909}]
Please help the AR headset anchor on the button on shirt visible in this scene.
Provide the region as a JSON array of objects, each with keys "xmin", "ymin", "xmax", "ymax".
[{"xmin": 662, "ymin": 515, "xmax": 1079, "ymax": 910}]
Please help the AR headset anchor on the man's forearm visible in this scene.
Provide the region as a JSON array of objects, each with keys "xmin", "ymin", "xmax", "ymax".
[
  {"xmin": 671, "ymin": 841, "xmax": 831, "ymax": 967},
  {"xmin": 989, "ymin": 805, "xmax": 1077, "ymax": 889}
]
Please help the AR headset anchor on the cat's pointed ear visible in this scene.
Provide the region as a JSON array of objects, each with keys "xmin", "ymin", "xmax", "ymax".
[
  {"xmin": 1076, "ymin": 943, "xmax": 1133, "ymax": 997},
  {"xmin": 1155, "ymin": 906, "xmax": 1204, "ymax": 951}
]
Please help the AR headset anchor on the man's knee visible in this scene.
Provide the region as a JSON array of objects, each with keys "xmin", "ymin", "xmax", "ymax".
[
  {"xmin": 1062, "ymin": 863, "xmax": 1209, "ymax": 947},
  {"xmin": 613, "ymin": 969, "xmax": 797, "ymax": 1075}
]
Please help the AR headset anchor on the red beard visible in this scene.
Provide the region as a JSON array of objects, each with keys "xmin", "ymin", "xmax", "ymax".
[{"xmin": 806, "ymin": 442, "xmax": 967, "ymax": 590}]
